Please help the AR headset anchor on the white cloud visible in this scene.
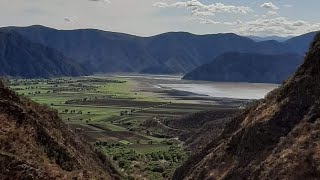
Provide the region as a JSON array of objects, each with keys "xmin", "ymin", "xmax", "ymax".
[
  {"xmin": 154, "ymin": 0, "xmax": 253, "ymax": 26},
  {"xmin": 261, "ymin": 2, "xmax": 279, "ymax": 10},
  {"xmin": 153, "ymin": 2, "xmax": 169, "ymax": 8},
  {"xmin": 64, "ymin": 17, "xmax": 72, "ymax": 22},
  {"xmin": 154, "ymin": 0, "xmax": 253, "ymax": 17},
  {"xmin": 223, "ymin": 20, "xmax": 242, "ymax": 26},
  {"xmin": 88, "ymin": 0, "xmax": 111, "ymax": 3},
  {"xmin": 266, "ymin": 11, "xmax": 278, "ymax": 16},
  {"xmin": 236, "ymin": 17, "xmax": 320, "ymax": 36},
  {"xmin": 198, "ymin": 18, "xmax": 220, "ymax": 24}
]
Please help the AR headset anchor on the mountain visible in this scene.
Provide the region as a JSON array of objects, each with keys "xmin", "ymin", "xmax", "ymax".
[
  {"xmin": 183, "ymin": 52, "xmax": 304, "ymax": 83},
  {"xmin": 173, "ymin": 33, "xmax": 320, "ymax": 179},
  {"xmin": 4, "ymin": 25, "xmax": 315, "ymax": 74},
  {"xmin": 0, "ymin": 81, "xmax": 120, "ymax": 179},
  {"xmin": 0, "ymin": 30, "xmax": 90, "ymax": 78},
  {"xmin": 284, "ymin": 31, "xmax": 319, "ymax": 54},
  {"xmin": 247, "ymin": 35, "xmax": 293, "ymax": 42}
]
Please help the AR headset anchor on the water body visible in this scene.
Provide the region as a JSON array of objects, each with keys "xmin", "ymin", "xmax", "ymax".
[
  {"xmin": 100, "ymin": 74, "xmax": 279, "ymax": 100},
  {"xmin": 158, "ymin": 83, "xmax": 279, "ymax": 100}
]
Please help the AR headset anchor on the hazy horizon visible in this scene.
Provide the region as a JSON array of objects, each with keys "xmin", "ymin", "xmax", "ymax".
[
  {"xmin": 1, "ymin": 24, "xmax": 310, "ymax": 38},
  {"xmin": 1, "ymin": 0, "xmax": 319, "ymax": 37}
]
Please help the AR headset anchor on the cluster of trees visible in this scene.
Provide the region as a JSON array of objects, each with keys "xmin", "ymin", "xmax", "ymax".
[
  {"xmin": 62, "ymin": 109, "xmax": 84, "ymax": 114},
  {"xmin": 25, "ymin": 86, "xmax": 39, "ymax": 90},
  {"xmin": 120, "ymin": 109, "xmax": 136, "ymax": 116},
  {"xmin": 27, "ymin": 91, "xmax": 42, "ymax": 95},
  {"xmin": 65, "ymin": 97, "xmax": 101, "ymax": 104},
  {"xmin": 101, "ymin": 144, "xmax": 187, "ymax": 179}
]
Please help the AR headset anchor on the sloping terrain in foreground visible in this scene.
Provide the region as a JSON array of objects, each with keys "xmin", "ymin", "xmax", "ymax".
[
  {"xmin": 0, "ymin": 81, "xmax": 119, "ymax": 179},
  {"xmin": 173, "ymin": 33, "xmax": 320, "ymax": 179}
]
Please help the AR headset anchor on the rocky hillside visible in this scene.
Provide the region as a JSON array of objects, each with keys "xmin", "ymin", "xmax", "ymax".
[
  {"xmin": 183, "ymin": 52, "xmax": 303, "ymax": 83},
  {"xmin": 0, "ymin": 30, "xmax": 90, "ymax": 78},
  {"xmin": 0, "ymin": 81, "xmax": 119, "ymax": 179},
  {"xmin": 173, "ymin": 33, "xmax": 320, "ymax": 179},
  {"xmin": 4, "ymin": 26, "xmax": 315, "ymax": 74}
]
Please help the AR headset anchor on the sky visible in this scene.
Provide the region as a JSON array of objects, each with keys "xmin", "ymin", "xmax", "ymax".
[{"xmin": 0, "ymin": 0, "xmax": 319, "ymax": 37}]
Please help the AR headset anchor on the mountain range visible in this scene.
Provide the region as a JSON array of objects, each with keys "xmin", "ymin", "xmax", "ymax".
[
  {"xmin": 183, "ymin": 52, "xmax": 304, "ymax": 83},
  {"xmin": 3, "ymin": 25, "xmax": 318, "ymax": 77},
  {"xmin": 0, "ymin": 30, "xmax": 90, "ymax": 78}
]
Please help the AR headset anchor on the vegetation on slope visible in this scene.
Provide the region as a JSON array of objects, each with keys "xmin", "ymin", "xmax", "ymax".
[
  {"xmin": 0, "ymin": 80, "xmax": 120, "ymax": 179},
  {"xmin": 174, "ymin": 33, "xmax": 320, "ymax": 179}
]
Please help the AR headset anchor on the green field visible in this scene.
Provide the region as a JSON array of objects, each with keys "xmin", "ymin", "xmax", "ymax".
[{"xmin": 7, "ymin": 76, "xmax": 215, "ymax": 179}]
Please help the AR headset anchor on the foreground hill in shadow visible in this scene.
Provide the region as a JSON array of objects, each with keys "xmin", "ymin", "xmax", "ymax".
[
  {"xmin": 0, "ymin": 30, "xmax": 90, "ymax": 78},
  {"xmin": 174, "ymin": 33, "xmax": 320, "ymax": 179},
  {"xmin": 0, "ymin": 81, "xmax": 119, "ymax": 179},
  {"xmin": 183, "ymin": 53, "xmax": 304, "ymax": 83},
  {"xmin": 4, "ymin": 25, "xmax": 316, "ymax": 74}
]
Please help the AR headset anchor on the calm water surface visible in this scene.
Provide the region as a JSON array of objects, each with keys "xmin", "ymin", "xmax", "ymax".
[{"xmin": 159, "ymin": 83, "xmax": 279, "ymax": 99}]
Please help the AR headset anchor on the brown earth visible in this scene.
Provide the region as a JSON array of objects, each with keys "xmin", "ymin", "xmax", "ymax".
[
  {"xmin": 0, "ymin": 81, "xmax": 120, "ymax": 179},
  {"xmin": 173, "ymin": 33, "xmax": 320, "ymax": 180}
]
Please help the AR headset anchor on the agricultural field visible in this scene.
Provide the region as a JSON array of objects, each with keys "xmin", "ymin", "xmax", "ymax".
[{"xmin": 6, "ymin": 75, "xmax": 240, "ymax": 179}]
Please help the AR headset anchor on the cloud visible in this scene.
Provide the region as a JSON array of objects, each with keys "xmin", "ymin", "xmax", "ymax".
[
  {"xmin": 198, "ymin": 18, "xmax": 220, "ymax": 24},
  {"xmin": 153, "ymin": 0, "xmax": 253, "ymax": 17},
  {"xmin": 153, "ymin": 2, "xmax": 168, "ymax": 8},
  {"xmin": 261, "ymin": 2, "xmax": 279, "ymax": 10},
  {"xmin": 236, "ymin": 17, "xmax": 320, "ymax": 36},
  {"xmin": 154, "ymin": 0, "xmax": 253, "ymax": 25},
  {"xmin": 224, "ymin": 20, "xmax": 242, "ymax": 26},
  {"xmin": 64, "ymin": 17, "xmax": 72, "ymax": 22},
  {"xmin": 88, "ymin": 0, "xmax": 111, "ymax": 3},
  {"xmin": 266, "ymin": 11, "xmax": 278, "ymax": 16}
]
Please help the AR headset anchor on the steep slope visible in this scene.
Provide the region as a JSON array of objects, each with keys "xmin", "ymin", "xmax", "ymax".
[
  {"xmin": 0, "ymin": 81, "xmax": 119, "ymax": 179},
  {"xmin": 285, "ymin": 31, "xmax": 319, "ymax": 54},
  {"xmin": 0, "ymin": 30, "xmax": 90, "ymax": 78},
  {"xmin": 183, "ymin": 52, "xmax": 303, "ymax": 83},
  {"xmin": 173, "ymin": 33, "xmax": 320, "ymax": 179},
  {"xmin": 4, "ymin": 26, "xmax": 314, "ymax": 74}
]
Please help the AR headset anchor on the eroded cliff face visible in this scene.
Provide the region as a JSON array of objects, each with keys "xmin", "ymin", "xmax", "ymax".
[
  {"xmin": 0, "ymin": 81, "xmax": 119, "ymax": 179},
  {"xmin": 173, "ymin": 33, "xmax": 320, "ymax": 180}
]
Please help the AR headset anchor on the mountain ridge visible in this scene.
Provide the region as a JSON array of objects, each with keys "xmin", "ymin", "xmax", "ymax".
[
  {"xmin": 183, "ymin": 52, "xmax": 304, "ymax": 83},
  {"xmin": 0, "ymin": 30, "xmax": 90, "ymax": 78},
  {"xmin": 3, "ymin": 25, "xmax": 316, "ymax": 75}
]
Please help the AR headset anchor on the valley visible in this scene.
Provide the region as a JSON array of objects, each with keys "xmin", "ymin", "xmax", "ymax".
[
  {"xmin": 6, "ymin": 74, "xmax": 275, "ymax": 179},
  {"xmin": 1, "ymin": 1, "xmax": 319, "ymax": 179}
]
